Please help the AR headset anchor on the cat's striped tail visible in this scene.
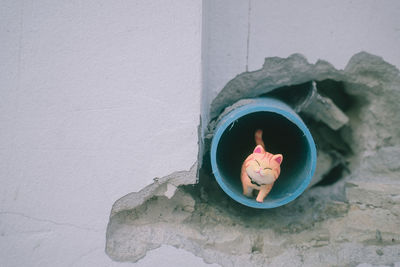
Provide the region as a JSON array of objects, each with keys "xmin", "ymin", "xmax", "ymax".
[{"xmin": 255, "ymin": 129, "xmax": 265, "ymax": 149}]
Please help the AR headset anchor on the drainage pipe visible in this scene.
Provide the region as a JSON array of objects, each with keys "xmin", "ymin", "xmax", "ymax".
[{"xmin": 210, "ymin": 98, "xmax": 317, "ymax": 209}]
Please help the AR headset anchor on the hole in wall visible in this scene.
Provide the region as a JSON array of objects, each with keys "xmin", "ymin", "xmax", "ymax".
[
  {"xmin": 106, "ymin": 52, "xmax": 400, "ymax": 266},
  {"xmin": 196, "ymin": 77, "xmax": 357, "ymax": 210}
]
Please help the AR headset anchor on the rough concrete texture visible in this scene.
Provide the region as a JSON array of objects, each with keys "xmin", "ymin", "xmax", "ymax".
[
  {"xmin": 106, "ymin": 52, "xmax": 400, "ymax": 266},
  {"xmin": 110, "ymin": 163, "xmax": 198, "ymax": 218},
  {"xmin": 208, "ymin": 53, "xmax": 343, "ymax": 120}
]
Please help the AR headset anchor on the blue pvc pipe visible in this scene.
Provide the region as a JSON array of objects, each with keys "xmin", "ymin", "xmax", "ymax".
[{"xmin": 210, "ymin": 98, "xmax": 316, "ymax": 209}]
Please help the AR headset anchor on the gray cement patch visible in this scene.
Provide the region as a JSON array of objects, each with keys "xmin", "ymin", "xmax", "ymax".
[{"xmin": 106, "ymin": 52, "xmax": 400, "ymax": 266}]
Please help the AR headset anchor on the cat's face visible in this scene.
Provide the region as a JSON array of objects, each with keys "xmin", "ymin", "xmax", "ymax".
[{"xmin": 245, "ymin": 145, "xmax": 283, "ymax": 185}]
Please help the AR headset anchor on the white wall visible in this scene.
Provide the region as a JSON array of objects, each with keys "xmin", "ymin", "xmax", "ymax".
[
  {"xmin": 0, "ymin": 0, "xmax": 203, "ymax": 266},
  {"xmin": 202, "ymin": 0, "xmax": 400, "ymax": 130},
  {"xmin": 2, "ymin": 0, "xmax": 400, "ymax": 266}
]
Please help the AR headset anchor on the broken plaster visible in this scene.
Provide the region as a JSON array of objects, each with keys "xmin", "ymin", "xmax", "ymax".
[{"xmin": 106, "ymin": 52, "xmax": 400, "ymax": 266}]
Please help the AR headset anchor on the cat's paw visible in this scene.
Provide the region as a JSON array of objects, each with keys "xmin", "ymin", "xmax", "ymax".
[
  {"xmin": 256, "ymin": 197, "xmax": 264, "ymax": 203},
  {"xmin": 244, "ymin": 192, "xmax": 252, "ymax": 197},
  {"xmin": 244, "ymin": 188, "xmax": 253, "ymax": 197}
]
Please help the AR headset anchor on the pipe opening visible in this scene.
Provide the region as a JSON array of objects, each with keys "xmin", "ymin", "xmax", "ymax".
[{"xmin": 211, "ymin": 98, "xmax": 316, "ymax": 208}]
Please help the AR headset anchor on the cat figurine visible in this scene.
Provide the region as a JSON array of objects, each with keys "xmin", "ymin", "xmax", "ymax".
[{"xmin": 241, "ymin": 129, "xmax": 283, "ymax": 202}]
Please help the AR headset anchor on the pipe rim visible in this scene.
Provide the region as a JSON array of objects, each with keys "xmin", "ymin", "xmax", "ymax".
[{"xmin": 210, "ymin": 98, "xmax": 317, "ymax": 209}]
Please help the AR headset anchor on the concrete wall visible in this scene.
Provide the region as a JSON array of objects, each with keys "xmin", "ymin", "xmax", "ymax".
[{"xmin": 0, "ymin": 0, "xmax": 203, "ymax": 266}]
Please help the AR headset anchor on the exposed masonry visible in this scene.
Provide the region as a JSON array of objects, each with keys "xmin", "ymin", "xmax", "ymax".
[{"xmin": 106, "ymin": 52, "xmax": 400, "ymax": 266}]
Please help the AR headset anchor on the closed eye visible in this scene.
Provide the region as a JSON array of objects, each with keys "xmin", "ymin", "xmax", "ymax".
[
  {"xmin": 264, "ymin": 167, "xmax": 272, "ymax": 170},
  {"xmin": 255, "ymin": 160, "xmax": 260, "ymax": 166}
]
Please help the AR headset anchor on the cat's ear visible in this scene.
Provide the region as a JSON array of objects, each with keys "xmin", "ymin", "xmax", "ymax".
[
  {"xmin": 253, "ymin": 145, "xmax": 265, "ymax": 154},
  {"xmin": 272, "ymin": 154, "xmax": 283, "ymax": 164}
]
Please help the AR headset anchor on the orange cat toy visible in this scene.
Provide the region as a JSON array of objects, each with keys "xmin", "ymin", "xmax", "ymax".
[{"xmin": 241, "ymin": 130, "xmax": 283, "ymax": 202}]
